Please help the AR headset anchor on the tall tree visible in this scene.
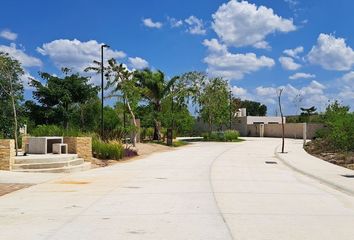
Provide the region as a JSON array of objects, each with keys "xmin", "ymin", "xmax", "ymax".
[
  {"xmin": 134, "ymin": 69, "xmax": 177, "ymax": 140},
  {"xmin": 86, "ymin": 58, "xmax": 141, "ymax": 145},
  {"xmin": 0, "ymin": 52, "xmax": 24, "ymax": 155},
  {"xmin": 198, "ymin": 77, "xmax": 229, "ymax": 131},
  {"xmin": 27, "ymin": 69, "xmax": 99, "ymax": 129}
]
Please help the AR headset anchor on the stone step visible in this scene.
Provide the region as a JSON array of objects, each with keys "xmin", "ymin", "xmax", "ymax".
[
  {"xmin": 12, "ymin": 158, "xmax": 85, "ymax": 170},
  {"xmin": 14, "ymin": 154, "xmax": 78, "ymax": 164},
  {"xmin": 11, "ymin": 162, "xmax": 91, "ymax": 173}
]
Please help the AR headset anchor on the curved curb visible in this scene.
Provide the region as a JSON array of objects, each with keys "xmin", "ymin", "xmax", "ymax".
[{"xmin": 274, "ymin": 144, "xmax": 354, "ymax": 197}]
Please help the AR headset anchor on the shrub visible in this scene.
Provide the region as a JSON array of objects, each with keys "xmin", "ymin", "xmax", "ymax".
[
  {"xmin": 92, "ymin": 138, "xmax": 124, "ymax": 160},
  {"xmin": 30, "ymin": 125, "xmax": 82, "ymax": 137},
  {"xmin": 203, "ymin": 130, "xmax": 240, "ymax": 142},
  {"xmin": 141, "ymin": 127, "xmax": 154, "ymax": 141},
  {"xmin": 319, "ymin": 101, "xmax": 354, "ymax": 152},
  {"xmin": 224, "ymin": 130, "xmax": 240, "ymax": 141}
]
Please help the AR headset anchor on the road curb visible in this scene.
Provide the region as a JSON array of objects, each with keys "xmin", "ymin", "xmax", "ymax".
[{"xmin": 274, "ymin": 144, "xmax": 354, "ymax": 197}]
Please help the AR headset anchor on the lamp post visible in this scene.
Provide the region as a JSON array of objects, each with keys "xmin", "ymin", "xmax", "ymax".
[{"xmin": 101, "ymin": 44, "xmax": 109, "ymax": 138}]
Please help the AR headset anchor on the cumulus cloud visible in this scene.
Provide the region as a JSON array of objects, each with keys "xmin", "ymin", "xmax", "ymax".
[
  {"xmin": 253, "ymin": 81, "xmax": 328, "ymax": 112},
  {"xmin": 167, "ymin": 17, "xmax": 183, "ymax": 28},
  {"xmin": 203, "ymin": 39, "xmax": 275, "ymax": 80},
  {"xmin": 0, "ymin": 29, "xmax": 18, "ymax": 41},
  {"xmin": 37, "ymin": 39, "xmax": 126, "ymax": 72},
  {"xmin": 340, "ymin": 71, "xmax": 354, "ymax": 82},
  {"xmin": 0, "ymin": 43, "xmax": 42, "ymax": 67},
  {"xmin": 283, "ymin": 46, "xmax": 303, "ymax": 58},
  {"xmin": 142, "ymin": 18, "xmax": 163, "ymax": 29},
  {"xmin": 338, "ymin": 71, "xmax": 354, "ymax": 100},
  {"xmin": 212, "ymin": 0, "xmax": 296, "ymax": 48},
  {"xmin": 256, "ymin": 86, "xmax": 277, "ymax": 96},
  {"xmin": 231, "ymin": 86, "xmax": 248, "ymax": 98},
  {"xmin": 289, "ymin": 72, "xmax": 315, "ymax": 80},
  {"xmin": 339, "ymin": 86, "xmax": 354, "ymax": 100},
  {"xmin": 203, "ymin": 38, "xmax": 227, "ymax": 53},
  {"xmin": 185, "ymin": 16, "xmax": 206, "ymax": 35},
  {"xmin": 128, "ymin": 57, "xmax": 149, "ymax": 69},
  {"xmin": 307, "ymin": 33, "xmax": 354, "ymax": 71},
  {"xmin": 279, "ymin": 56, "xmax": 301, "ymax": 70}
]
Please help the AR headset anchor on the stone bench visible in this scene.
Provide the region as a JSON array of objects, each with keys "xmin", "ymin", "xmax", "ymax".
[{"xmin": 52, "ymin": 143, "xmax": 68, "ymax": 154}]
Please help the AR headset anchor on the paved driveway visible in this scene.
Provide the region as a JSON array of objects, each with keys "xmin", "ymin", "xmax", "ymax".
[{"xmin": 1, "ymin": 138, "xmax": 354, "ymax": 240}]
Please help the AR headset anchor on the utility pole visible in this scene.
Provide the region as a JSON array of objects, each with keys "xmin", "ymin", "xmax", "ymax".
[{"xmin": 100, "ymin": 44, "xmax": 109, "ymax": 138}]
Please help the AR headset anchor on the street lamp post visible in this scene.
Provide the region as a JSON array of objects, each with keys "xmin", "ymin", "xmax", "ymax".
[{"xmin": 101, "ymin": 44, "xmax": 109, "ymax": 138}]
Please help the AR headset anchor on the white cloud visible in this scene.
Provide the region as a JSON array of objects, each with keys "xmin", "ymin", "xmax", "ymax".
[
  {"xmin": 339, "ymin": 86, "xmax": 354, "ymax": 100},
  {"xmin": 0, "ymin": 43, "xmax": 42, "ymax": 67},
  {"xmin": 307, "ymin": 33, "xmax": 354, "ymax": 71},
  {"xmin": 284, "ymin": 0, "xmax": 299, "ymax": 8},
  {"xmin": 283, "ymin": 46, "xmax": 303, "ymax": 58},
  {"xmin": 203, "ymin": 39, "xmax": 275, "ymax": 80},
  {"xmin": 128, "ymin": 57, "xmax": 149, "ymax": 69},
  {"xmin": 253, "ymin": 81, "xmax": 328, "ymax": 113},
  {"xmin": 142, "ymin": 18, "xmax": 163, "ymax": 29},
  {"xmin": 212, "ymin": 0, "xmax": 296, "ymax": 48},
  {"xmin": 203, "ymin": 38, "xmax": 227, "ymax": 53},
  {"xmin": 254, "ymin": 86, "xmax": 279, "ymax": 104},
  {"xmin": 185, "ymin": 16, "xmax": 206, "ymax": 35},
  {"xmin": 279, "ymin": 56, "xmax": 301, "ymax": 70},
  {"xmin": 255, "ymin": 86, "xmax": 277, "ymax": 96},
  {"xmin": 283, "ymin": 81, "xmax": 327, "ymax": 108},
  {"xmin": 168, "ymin": 17, "xmax": 183, "ymax": 28},
  {"xmin": 0, "ymin": 29, "xmax": 18, "ymax": 41},
  {"xmin": 253, "ymin": 41, "xmax": 271, "ymax": 50},
  {"xmin": 289, "ymin": 72, "xmax": 315, "ymax": 80},
  {"xmin": 338, "ymin": 72, "xmax": 354, "ymax": 100},
  {"xmin": 20, "ymin": 72, "xmax": 36, "ymax": 90},
  {"xmin": 231, "ymin": 86, "xmax": 248, "ymax": 97},
  {"xmin": 340, "ymin": 71, "xmax": 354, "ymax": 82},
  {"xmin": 37, "ymin": 39, "xmax": 126, "ymax": 72}
]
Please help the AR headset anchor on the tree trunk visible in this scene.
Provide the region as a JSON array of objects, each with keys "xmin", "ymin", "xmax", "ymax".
[
  {"xmin": 278, "ymin": 89, "xmax": 285, "ymax": 153},
  {"xmin": 125, "ymin": 98, "xmax": 137, "ymax": 147},
  {"xmin": 153, "ymin": 120, "xmax": 161, "ymax": 141},
  {"xmin": 153, "ymin": 102, "xmax": 161, "ymax": 141},
  {"xmin": 9, "ymin": 81, "xmax": 18, "ymax": 156}
]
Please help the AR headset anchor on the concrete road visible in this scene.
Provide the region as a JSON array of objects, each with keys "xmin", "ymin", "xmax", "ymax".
[{"xmin": 1, "ymin": 138, "xmax": 354, "ymax": 240}]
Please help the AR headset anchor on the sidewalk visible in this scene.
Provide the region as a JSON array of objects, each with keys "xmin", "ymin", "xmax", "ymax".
[{"xmin": 276, "ymin": 139, "xmax": 354, "ymax": 196}]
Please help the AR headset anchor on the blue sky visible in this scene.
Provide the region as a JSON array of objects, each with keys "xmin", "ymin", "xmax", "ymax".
[{"xmin": 1, "ymin": 0, "xmax": 354, "ymax": 115}]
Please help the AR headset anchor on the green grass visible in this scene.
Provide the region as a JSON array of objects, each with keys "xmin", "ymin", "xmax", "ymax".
[
  {"xmin": 149, "ymin": 140, "xmax": 189, "ymax": 147},
  {"xmin": 172, "ymin": 140, "xmax": 189, "ymax": 147}
]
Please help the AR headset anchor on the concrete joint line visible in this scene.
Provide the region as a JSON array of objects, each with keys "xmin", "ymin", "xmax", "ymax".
[
  {"xmin": 209, "ymin": 146, "xmax": 237, "ymax": 240},
  {"xmin": 274, "ymin": 145, "xmax": 354, "ymax": 197}
]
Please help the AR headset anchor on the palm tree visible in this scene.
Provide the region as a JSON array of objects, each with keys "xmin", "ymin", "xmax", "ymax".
[{"xmin": 134, "ymin": 69, "xmax": 178, "ymax": 140}]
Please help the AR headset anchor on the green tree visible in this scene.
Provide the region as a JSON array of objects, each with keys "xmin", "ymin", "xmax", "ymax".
[
  {"xmin": 232, "ymin": 98, "xmax": 267, "ymax": 116},
  {"xmin": 0, "ymin": 52, "xmax": 24, "ymax": 154},
  {"xmin": 134, "ymin": 69, "xmax": 177, "ymax": 140},
  {"xmin": 321, "ymin": 101, "xmax": 353, "ymax": 152},
  {"xmin": 86, "ymin": 59, "xmax": 142, "ymax": 145},
  {"xmin": 198, "ymin": 77, "xmax": 229, "ymax": 131},
  {"xmin": 26, "ymin": 69, "xmax": 99, "ymax": 129}
]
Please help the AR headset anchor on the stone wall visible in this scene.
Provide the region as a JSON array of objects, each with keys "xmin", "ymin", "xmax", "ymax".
[
  {"xmin": 63, "ymin": 137, "xmax": 92, "ymax": 161},
  {"xmin": 0, "ymin": 139, "xmax": 15, "ymax": 170},
  {"xmin": 22, "ymin": 135, "xmax": 29, "ymax": 152},
  {"xmin": 246, "ymin": 123, "xmax": 324, "ymax": 139}
]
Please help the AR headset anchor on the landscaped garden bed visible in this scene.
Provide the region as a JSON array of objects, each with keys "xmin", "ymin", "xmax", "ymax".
[{"xmin": 305, "ymin": 139, "xmax": 354, "ymax": 170}]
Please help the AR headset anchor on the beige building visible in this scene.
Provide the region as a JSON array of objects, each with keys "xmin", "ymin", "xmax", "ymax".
[{"xmin": 233, "ymin": 108, "xmax": 285, "ymax": 136}]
